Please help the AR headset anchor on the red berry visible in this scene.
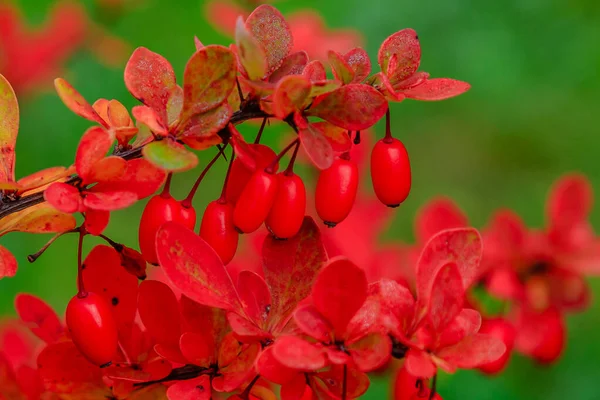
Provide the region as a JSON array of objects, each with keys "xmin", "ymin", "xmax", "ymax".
[
  {"xmin": 477, "ymin": 318, "xmax": 516, "ymax": 375},
  {"xmin": 138, "ymin": 195, "xmax": 197, "ymax": 264},
  {"xmin": 225, "ymin": 144, "xmax": 277, "ymax": 204},
  {"xmin": 66, "ymin": 292, "xmax": 118, "ymax": 367},
  {"xmin": 266, "ymin": 172, "xmax": 307, "ymax": 239},
  {"xmin": 315, "ymin": 158, "xmax": 359, "ymax": 227},
  {"xmin": 370, "ymin": 138, "xmax": 411, "ymax": 207},
  {"xmin": 199, "ymin": 200, "xmax": 239, "ymax": 265},
  {"xmin": 233, "ymin": 169, "xmax": 278, "ymax": 233}
]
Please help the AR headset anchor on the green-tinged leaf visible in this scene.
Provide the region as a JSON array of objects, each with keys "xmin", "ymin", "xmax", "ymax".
[
  {"xmin": 54, "ymin": 78, "xmax": 108, "ymax": 128},
  {"xmin": 298, "ymin": 123, "xmax": 335, "ymax": 170},
  {"xmin": 378, "ymin": 29, "xmax": 421, "ymax": 83},
  {"xmin": 328, "ymin": 50, "xmax": 355, "ymax": 84},
  {"xmin": 344, "ymin": 48, "xmax": 372, "ymax": 83},
  {"xmin": 179, "ymin": 102, "xmax": 232, "ymax": 139},
  {"xmin": 0, "ymin": 245, "xmax": 17, "ymax": 278},
  {"xmin": 0, "ymin": 74, "xmax": 19, "ymax": 183},
  {"xmin": 309, "ymin": 80, "xmax": 342, "ymax": 98},
  {"xmin": 142, "ymin": 139, "xmax": 198, "ymax": 172},
  {"xmin": 235, "ymin": 16, "xmax": 267, "ymax": 80},
  {"xmin": 311, "ymin": 121, "xmax": 351, "ymax": 153},
  {"xmin": 262, "ymin": 217, "xmax": 327, "ymax": 333},
  {"xmin": 124, "ymin": 47, "xmax": 177, "ymax": 126},
  {"xmin": 403, "ymin": 78, "xmax": 471, "ymax": 101},
  {"xmin": 245, "ymin": 5, "xmax": 292, "ymax": 73},
  {"xmin": 132, "ymin": 105, "xmax": 168, "ymax": 136},
  {"xmin": 272, "ymin": 75, "xmax": 311, "ymax": 119},
  {"xmin": 181, "ymin": 45, "xmax": 237, "ymax": 122},
  {"xmin": 0, "ymin": 203, "xmax": 76, "ymax": 236},
  {"xmin": 307, "ymin": 84, "xmax": 388, "ymax": 130}
]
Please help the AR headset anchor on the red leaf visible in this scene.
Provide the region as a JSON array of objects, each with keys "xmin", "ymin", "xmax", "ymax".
[
  {"xmin": 75, "ymin": 126, "xmax": 113, "ymax": 182},
  {"xmin": 415, "ymin": 228, "xmax": 482, "ymax": 324},
  {"xmin": 54, "ymin": 78, "xmax": 108, "ymax": 128},
  {"xmin": 377, "ymin": 29, "xmax": 421, "ymax": 83},
  {"xmin": 179, "ymin": 102, "xmax": 232, "ymax": 139},
  {"xmin": 404, "ymin": 349, "xmax": 436, "ymax": 378},
  {"xmin": 311, "ymin": 121, "xmax": 351, "ymax": 153},
  {"xmin": 269, "ymin": 51, "xmax": 309, "ymax": 83},
  {"xmin": 437, "ymin": 333, "xmax": 506, "ymax": 369},
  {"xmin": 83, "ymin": 190, "xmax": 137, "ymax": 211},
  {"xmin": 348, "ymin": 333, "xmax": 392, "ymax": 372},
  {"xmin": 437, "ymin": 308, "xmax": 482, "ymax": 349},
  {"xmin": 272, "ymin": 335, "xmax": 327, "ymax": 371},
  {"xmin": 181, "ymin": 45, "xmax": 237, "ymax": 121},
  {"xmin": 86, "ymin": 155, "xmax": 127, "ymax": 183},
  {"xmin": 138, "ymin": 280, "xmax": 181, "ymax": 348},
  {"xmin": 44, "ymin": 182, "xmax": 81, "ymax": 213},
  {"xmin": 0, "ymin": 73, "xmax": 19, "ymax": 183},
  {"xmin": 180, "ymin": 295, "xmax": 228, "ymax": 345},
  {"xmin": 37, "ymin": 341, "xmax": 110, "ymax": 397},
  {"xmin": 298, "ymin": 123, "xmax": 334, "ymax": 170},
  {"xmin": 262, "ymin": 217, "xmax": 327, "ymax": 332},
  {"xmin": 428, "ymin": 262, "xmax": 464, "ymax": 332},
  {"xmin": 256, "ymin": 347, "xmax": 298, "ymax": 385},
  {"xmin": 82, "ymin": 245, "xmax": 139, "ymax": 335},
  {"xmin": 167, "ymin": 375, "xmax": 212, "ymax": 400},
  {"xmin": 314, "ymin": 365, "xmax": 370, "ymax": 399},
  {"xmin": 228, "ymin": 125, "xmax": 257, "ymax": 170},
  {"xmin": 416, "ymin": 197, "xmax": 468, "ymax": 244},
  {"xmin": 344, "ymin": 48, "xmax": 371, "ymax": 83},
  {"xmin": 156, "ymin": 221, "xmax": 242, "ymax": 312},
  {"xmin": 307, "ymin": 84, "xmax": 388, "ymax": 130},
  {"xmin": 0, "ymin": 245, "xmax": 17, "ymax": 278},
  {"xmin": 180, "ymin": 332, "xmax": 214, "ymax": 369},
  {"xmin": 403, "ymin": 78, "xmax": 470, "ymax": 101},
  {"xmin": 312, "ymin": 257, "xmax": 368, "ymax": 339},
  {"xmin": 237, "ymin": 271, "xmax": 271, "ymax": 327},
  {"xmin": 132, "ymin": 105, "xmax": 168, "ymax": 135},
  {"xmin": 272, "ymin": 75, "xmax": 311, "ymax": 119},
  {"xmin": 328, "ymin": 50, "xmax": 355, "ymax": 84},
  {"xmin": 303, "ymin": 60, "xmax": 327, "ymax": 81},
  {"xmin": 124, "ymin": 47, "xmax": 177, "ymax": 126},
  {"xmin": 92, "ymin": 158, "xmax": 167, "ymax": 200},
  {"xmin": 294, "ymin": 304, "xmax": 332, "ymax": 342},
  {"xmin": 547, "ymin": 173, "xmax": 592, "ymax": 231},
  {"xmin": 213, "ymin": 340, "xmax": 260, "ymax": 392},
  {"xmin": 14, "ymin": 293, "xmax": 63, "ymax": 344},
  {"xmin": 235, "ymin": 16, "xmax": 267, "ymax": 81},
  {"xmin": 245, "ymin": 5, "xmax": 292, "ymax": 74},
  {"xmin": 366, "ymin": 279, "xmax": 415, "ymax": 339},
  {"xmin": 84, "ymin": 209, "xmax": 110, "ymax": 235},
  {"xmin": 227, "ymin": 312, "xmax": 270, "ymax": 342}
]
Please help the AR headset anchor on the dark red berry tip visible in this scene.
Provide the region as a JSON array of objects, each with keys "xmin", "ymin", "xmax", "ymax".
[{"xmin": 100, "ymin": 361, "xmax": 112, "ymax": 368}]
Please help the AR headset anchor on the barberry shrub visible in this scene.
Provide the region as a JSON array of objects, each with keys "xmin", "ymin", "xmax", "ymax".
[{"xmin": 0, "ymin": 3, "xmax": 597, "ymax": 400}]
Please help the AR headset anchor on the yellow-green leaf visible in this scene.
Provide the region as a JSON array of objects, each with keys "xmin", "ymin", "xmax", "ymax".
[
  {"xmin": 0, "ymin": 74, "xmax": 19, "ymax": 183},
  {"xmin": 142, "ymin": 139, "xmax": 198, "ymax": 172}
]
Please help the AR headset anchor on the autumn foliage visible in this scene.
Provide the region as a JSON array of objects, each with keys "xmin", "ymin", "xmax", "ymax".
[{"xmin": 0, "ymin": 3, "xmax": 598, "ymax": 400}]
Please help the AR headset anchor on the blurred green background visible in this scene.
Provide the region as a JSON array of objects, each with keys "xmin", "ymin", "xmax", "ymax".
[{"xmin": 1, "ymin": 0, "xmax": 600, "ymax": 399}]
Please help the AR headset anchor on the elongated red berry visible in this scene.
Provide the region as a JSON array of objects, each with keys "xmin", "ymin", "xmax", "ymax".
[
  {"xmin": 66, "ymin": 292, "xmax": 118, "ymax": 367},
  {"xmin": 139, "ymin": 195, "xmax": 197, "ymax": 264},
  {"xmin": 531, "ymin": 308, "xmax": 565, "ymax": 364},
  {"xmin": 477, "ymin": 318, "xmax": 516, "ymax": 375},
  {"xmin": 199, "ymin": 200, "xmax": 239, "ymax": 265},
  {"xmin": 233, "ymin": 169, "xmax": 278, "ymax": 233},
  {"xmin": 225, "ymin": 144, "xmax": 277, "ymax": 204},
  {"xmin": 315, "ymin": 157, "xmax": 359, "ymax": 227},
  {"xmin": 266, "ymin": 172, "xmax": 306, "ymax": 239},
  {"xmin": 371, "ymin": 137, "xmax": 411, "ymax": 207}
]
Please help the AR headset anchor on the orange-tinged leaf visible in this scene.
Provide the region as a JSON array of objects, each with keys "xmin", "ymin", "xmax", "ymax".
[
  {"xmin": 15, "ymin": 293, "xmax": 63, "ymax": 344},
  {"xmin": 16, "ymin": 166, "xmax": 70, "ymax": 193},
  {"xmin": 328, "ymin": 50, "xmax": 355, "ymax": 84},
  {"xmin": 0, "ymin": 245, "xmax": 17, "ymax": 278},
  {"xmin": 303, "ymin": 60, "xmax": 327, "ymax": 81},
  {"xmin": 124, "ymin": 47, "xmax": 177, "ymax": 126},
  {"xmin": 0, "ymin": 181, "xmax": 19, "ymax": 190},
  {"xmin": 378, "ymin": 29, "xmax": 421, "ymax": 83},
  {"xmin": 92, "ymin": 98, "xmax": 110, "ymax": 121},
  {"xmin": 54, "ymin": 78, "xmax": 108, "ymax": 128},
  {"xmin": 83, "ymin": 190, "xmax": 137, "ymax": 211},
  {"xmin": 235, "ymin": 16, "xmax": 267, "ymax": 80},
  {"xmin": 181, "ymin": 46, "xmax": 237, "ymax": 122},
  {"xmin": 307, "ymin": 84, "xmax": 388, "ymax": 130},
  {"xmin": 269, "ymin": 51, "xmax": 309, "ymax": 83},
  {"xmin": 0, "ymin": 203, "xmax": 76, "ymax": 236},
  {"xmin": 0, "ymin": 74, "xmax": 19, "ymax": 183},
  {"xmin": 132, "ymin": 105, "xmax": 168, "ymax": 136},
  {"xmin": 85, "ymin": 156, "xmax": 127, "ymax": 183},
  {"xmin": 143, "ymin": 139, "xmax": 198, "ymax": 172},
  {"xmin": 403, "ymin": 78, "xmax": 471, "ymax": 101},
  {"xmin": 155, "ymin": 221, "xmax": 242, "ymax": 312},
  {"xmin": 107, "ymin": 99, "xmax": 131, "ymax": 127},
  {"xmin": 75, "ymin": 127, "xmax": 114, "ymax": 183},
  {"xmin": 182, "ymin": 135, "xmax": 223, "ymax": 150},
  {"xmin": 311, "ymin": 121, "xmax": 351, "ymax": 153},
  {"xmin": 272, "ymin": 75, "xmax": 311, "ymax": 119},
  {"xmin": 92, "ymin": 158, "xmax": 166, "ymax": 200},
  {"xmin": 298, "ymin": 123, "xmax": 334, "ymax": 170},
  {"xmin": 179, "ymin": 102, "xmax": 232, "ymax": 139},
  {"xmin": 44, "ymin": 182, "xmax": 82, "ymax": 214},
  {"xmin": 245, "ymin": 5, "xmax": 292, "ymax": 74}
]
